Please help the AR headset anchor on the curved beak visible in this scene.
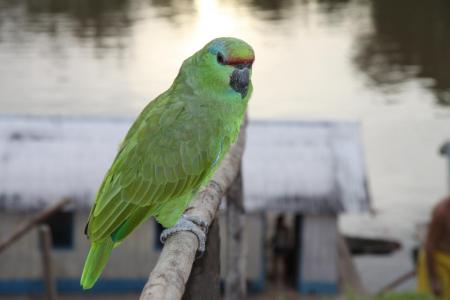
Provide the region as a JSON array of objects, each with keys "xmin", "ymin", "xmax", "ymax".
[{"xmin": 230, "ymin": 66, "xmax": 250, "ymax": 98}]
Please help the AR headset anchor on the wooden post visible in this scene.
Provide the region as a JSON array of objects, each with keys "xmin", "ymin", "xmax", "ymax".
[
  {"xmin": 376, "ymin": 269, "xmax": 415, "ymax": 295},
  {"xmin": 182, "ymin": 219, "xmax": 220, "ymax": 300},
  {"xmin": 225, "ymin": 168, "xmax": 246, "ymax": 300},
  {"xmin": 440, "ymin": 142, "xmax": 450, "ymax": 190},
  {"xmin": 38, "ymin": 225, "xmax": 57, "ymax": 300},
  {"xmin": 0, "ymin": 198, "xmax": 71, "ymax": 253},
  {"xmin": 337, "ymin": 233, "xmax": 367, "ymax": 296}
]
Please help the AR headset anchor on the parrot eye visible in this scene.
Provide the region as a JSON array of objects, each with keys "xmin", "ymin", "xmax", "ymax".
[{"xmin": 217, "ymin": 52, "xmax": 225, "ymax": 65}]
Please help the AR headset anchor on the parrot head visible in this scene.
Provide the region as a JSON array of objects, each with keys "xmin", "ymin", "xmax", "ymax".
[{"xmin": 180, "ymin": 37, "xmax": 255, "ymax": 99}]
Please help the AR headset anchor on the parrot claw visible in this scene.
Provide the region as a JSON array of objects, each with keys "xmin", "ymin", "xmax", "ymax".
[
  {"xmin": 160, "ymin": 214, "xmax": 208, "ymax": 256},
  {"xmin": 183, "ymin": 215, "xmax": 209, "ymax": 234}
]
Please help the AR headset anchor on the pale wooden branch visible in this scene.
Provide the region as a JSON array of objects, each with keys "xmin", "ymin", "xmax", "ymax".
[
  {"xmin": 139, "ymin": 126, "xmax": 246, "ymax": 300},
  {"xmin": 0, "ymin": 198, "xmax": 72, "ymax": 253},
  {"xmin": 376, "ymin": 269, "xmax": 415, "ymax": 295}
]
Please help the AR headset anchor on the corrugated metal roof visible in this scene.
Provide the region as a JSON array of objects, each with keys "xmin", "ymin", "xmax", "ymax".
[
  {"xmin": 242, "ymin": 121, "xmax": 370, "ymax": 213},
  {"xmin": 0, "ymin": 116, "xmax": 370, "ymax": 213}
]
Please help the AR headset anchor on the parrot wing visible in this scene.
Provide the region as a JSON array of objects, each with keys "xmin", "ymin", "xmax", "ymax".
[{"xmin": 86, "ymin": 95, "xmax": 221, "ymax": 242}]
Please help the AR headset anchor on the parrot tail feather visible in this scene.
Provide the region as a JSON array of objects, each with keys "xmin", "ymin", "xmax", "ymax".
[{"xmin": 80, "ymin": 238, "xmax": 114, "ymax": 289}]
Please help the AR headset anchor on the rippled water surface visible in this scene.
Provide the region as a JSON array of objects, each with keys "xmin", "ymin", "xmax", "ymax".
[
  {"xmin": 2, "ymin": 0, "xmax": 450, "ymax": 115},
  {"xmin": 1, "ymin": 0, "xmax": 450, "ymax": 261}
]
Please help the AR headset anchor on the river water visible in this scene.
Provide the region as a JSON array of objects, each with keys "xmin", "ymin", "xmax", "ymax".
[{"xmin": 1, "ymin": 0, "xmax": 450, "ymax": 291}]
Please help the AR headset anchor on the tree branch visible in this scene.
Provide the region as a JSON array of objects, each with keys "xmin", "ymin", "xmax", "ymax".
[
  {"xmin": 139, "ymin": 126, "xmax": 246, "ymax": 300},
  {"xmin": 0, "ymin": 198, "xmax": 72, "ymax": 253}
]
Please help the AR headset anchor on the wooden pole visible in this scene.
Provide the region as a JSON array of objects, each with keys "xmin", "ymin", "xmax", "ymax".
[
  {"xmin": 182, "ymin": 219, "xmax": 221, "ymax": 300},
  {"xmin": 337, "ymin": 233, "xmax": 367, "ymax": 296},
  {"xmin": 440, "ymin": 142, "xmax": 450, "ymax": 190},
  {"xmin": 225, "ymin": 168, "xmax": 246, "ymax": 300},
  {"xmin": 0, "ymin": 198, "xmax": 71, "ymax": 253},
  {"xmin": 139, "ymin": 125, "xmax": 246, "ymax": 300},
  {"xmin": 38, "ymin": 225, "xmax": 57, "ymax": 300},
  {"xmin": 376, "ymin": 269, "xmax": 416, "ymax": 295}
]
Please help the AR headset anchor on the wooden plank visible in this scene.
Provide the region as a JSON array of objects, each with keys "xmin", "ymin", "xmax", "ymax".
[
  {"xmin": 38, "ymin": 225, "xmax": 57, "ymax": 300},
  {"xmin": 225, "ymin": 168, "xmax": 246, "ymax": 300},
  {"xmin": 0, "ymin": 198, "xmax": 71, "ymax": 253}
]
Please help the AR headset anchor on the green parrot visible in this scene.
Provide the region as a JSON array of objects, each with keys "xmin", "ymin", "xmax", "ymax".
[{"xmin": 80, "ymin": 37, "xmax": 254, "ymax": 289}]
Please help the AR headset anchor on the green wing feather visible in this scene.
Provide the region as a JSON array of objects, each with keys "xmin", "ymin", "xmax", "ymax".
[{"xmin": 87, "ymin": 95, "xmax": 221, "ymax": 242}]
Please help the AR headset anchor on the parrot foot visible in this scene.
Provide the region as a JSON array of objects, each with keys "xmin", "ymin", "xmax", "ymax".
[{"xmin": 160, "ymin": 214, "xmax": 208, "ymax": 256}]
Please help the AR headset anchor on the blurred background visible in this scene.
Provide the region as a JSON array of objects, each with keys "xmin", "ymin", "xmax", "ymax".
[{"xmin": 0, "ymin": 0, "xmax": 450, "ymax": 298}]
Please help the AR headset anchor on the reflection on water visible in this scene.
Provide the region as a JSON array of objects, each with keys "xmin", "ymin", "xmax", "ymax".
[
  {"xmin": 247, "ymin": 0, "xmax": 294, "ymax": 20},
  {"xmin": 0, "ymin": 0, "xmax": 133, "ymax": 47},
  {"xmin": 316, "ymin": 0, "xmax": 350, "ymax": 16},
  {"xmin": 150, "ymin": 0, "xmax": 195, "ymax": 20},
  {"xmin": 1, "ymin": 0, "xmax": 449, "ymax": 108},
  {"xmin": 355, "ymin": 0, "xmax": 450, "ymax": 105}
]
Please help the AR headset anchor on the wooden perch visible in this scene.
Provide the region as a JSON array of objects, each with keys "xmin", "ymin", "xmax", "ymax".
[
  {"xmin": 140, "ymin": 127, "xmax": 246, "ymax": 300},
  {"xmin": 0, "ymin": 198, "xmax": 72, "ymax": 253}
]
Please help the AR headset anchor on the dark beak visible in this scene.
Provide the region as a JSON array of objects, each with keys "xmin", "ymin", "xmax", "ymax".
[{"xmin": 230, "ymin": 66, "xmax": 250, "ymax": 98}]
